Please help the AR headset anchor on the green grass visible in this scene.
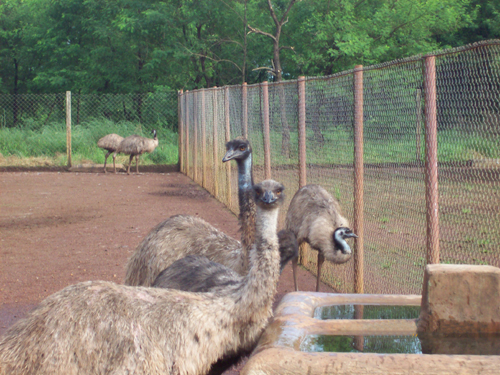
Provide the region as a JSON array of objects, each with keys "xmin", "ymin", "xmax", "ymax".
[{"xmin": 0, "ymin": 118, "xmax": 178, "ymax": 166}]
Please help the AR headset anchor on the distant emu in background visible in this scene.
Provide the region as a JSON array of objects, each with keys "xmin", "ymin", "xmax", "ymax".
[
  {"xmin": 124, "ymin": 137, "xmax": 258, "ymax": 286},
  {"xmin": 97, "ymin": 133, "xmax": 124, "ymax": 173},
  {"xmin": 115, "ymin": 129, "xmax": 158, "ymax": 175},
  {"xmin": 0, "ymin": 180, "xmax": 285, "ymax": 375},
  {"xmin": 285, "ymin": 184, "xmax": 357, "ymax": 292}
]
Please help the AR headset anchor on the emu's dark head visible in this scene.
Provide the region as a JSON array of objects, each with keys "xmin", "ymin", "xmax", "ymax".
[
  {"xmin": 222, "ymin": 137, "xmax": 252, "ymax": 162},
  {"xmin": 253, "ymin": 180, "xmax": 285, "ymax": 209},
  {"xmin": 333, "ymin": 227, "xmax": 357, "ymax": 254}
]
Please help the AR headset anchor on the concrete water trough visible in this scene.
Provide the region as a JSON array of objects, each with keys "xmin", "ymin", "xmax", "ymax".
[{"xmin": 241, "ymin": 265, "xmax": 500, "ymax": 374}]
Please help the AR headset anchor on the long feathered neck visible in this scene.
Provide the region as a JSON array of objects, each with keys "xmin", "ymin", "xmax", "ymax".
[
  {"xmin": 230, "ymin": 205, "xmax": 280, "ymax": 315},
  {"xmin": 237, "ymin": 154, "xmax": 253, "ymax": 204},
  {"xmin": 237, "ymin": 153, "xmax": 256, "ymax": 269},
  {"xmin": 334, "ymin": 230, "xmax": 351, "ymax": 254}
]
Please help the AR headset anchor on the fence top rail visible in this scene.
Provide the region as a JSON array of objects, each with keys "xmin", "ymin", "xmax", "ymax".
[{"xmin": 177, "ymin": 39, "xmax": 500, "ymax": 96}]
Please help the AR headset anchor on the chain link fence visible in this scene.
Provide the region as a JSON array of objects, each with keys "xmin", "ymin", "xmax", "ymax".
[
  {"xmin": 180, "ymin": 40, "xmax": 500, "ymax": 295},
  {"xmin": 0, "ymin": 92, "xmax": 178, "ymax": 167}
]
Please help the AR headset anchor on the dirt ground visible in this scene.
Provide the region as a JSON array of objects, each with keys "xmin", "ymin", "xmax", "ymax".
[{"xmin": 0, "ymin": 170, "xmax": 334, "ymax": 374}]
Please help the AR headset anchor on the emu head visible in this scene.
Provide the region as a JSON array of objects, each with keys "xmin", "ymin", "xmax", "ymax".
[
  {"xmin": 222, "ymin": 137, "xmax": 252, "ymax": 162},
  {"xmin": 252, "ymin": 180, "xmax": 285, "ymax": 210},
  {"xmin": 333, "ymin": 227, "xmax": 357, "ymax": 255}
]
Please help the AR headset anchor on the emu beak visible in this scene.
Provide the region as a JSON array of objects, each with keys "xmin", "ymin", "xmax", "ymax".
[
  {"xmin": 261, "ymin": 191, "xmax": 277, "ymax": 204},
  {"xmin": 222, "ymin": 150, "xmax": 235, "ymax": 162},
  {"xmin": 346, "ymin": 232, "xmax": 358, "ymax": 239}
]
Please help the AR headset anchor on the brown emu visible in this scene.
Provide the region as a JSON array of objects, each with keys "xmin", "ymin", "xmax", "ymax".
[
  {"xmin": 152, "ymin": 229, "xmax": 298, "ymax": 292},
  {"xmin": 97, "ymin": 133, "xmax": 124, "ymax": 173},
  {"xmin": 124, "ymin": 137, "xmax": 257, "ymax": 286},
  {"xmin": 0, "ymin": 180, "xmax": 284, "ymax": 375},
  {"xmin": 285, "ymin": 184, "xmax": 357, "ymax": 292},
  {"xmin": 115, "ymin": 129, "xmax": 159, "ymax": 175}
]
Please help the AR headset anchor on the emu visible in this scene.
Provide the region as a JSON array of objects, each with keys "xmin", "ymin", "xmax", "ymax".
[
  {"xmin": 124, "ymin": 137, "xmax": 259, "ymax": 286},
  {"xmin": 97, "ymin": 133, "xmax": 124, "ymax": 173},
  {"xmin": 115, "ymin": 129, "xmax": 159, "ymax": 175},
  {"xmin": 285, "ymin": 184, "xmax": 357, "ymax": 292},
  {"xmin": 0, "ymin": 180, "xmax": 285, "ymax": 375},
  {"xmin": 152, "ymin": 229, "xmax": 298, "ymax": 292}
]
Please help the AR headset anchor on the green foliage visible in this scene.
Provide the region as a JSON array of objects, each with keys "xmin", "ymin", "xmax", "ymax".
[{"xmin": 2, "ymin": 0, "xmax": 496, "ymax": 93}]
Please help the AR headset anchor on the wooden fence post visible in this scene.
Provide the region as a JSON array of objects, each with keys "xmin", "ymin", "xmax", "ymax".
[
  {"xmin": 424, "ymin": 55, "xmax": 440, "ymax": 265},
  {"xmin": 262, "ymin": 81, "xmax": 271, "ymax": 179},
  {"xmin": 66, "ymin": 91, "xmax": 72, "ymax": 168},
  {"xmin": 213, "ymin": 87, "xmax": 219, "ymax": 199},
  {"xmin": 224, "ymin": 87, "xmax": 232, "ymax": 208},
  {"xmin": 201, "ymin": 89, "xmax": 207, "ymax": 188},
  {"xmin": 185, "ymin": 91, "xmax": 190, "ymax": 177},
  {"xmin": 242, "ymin": 82, "xmax": 248, "ymax": 138},
  {"xmin": 178, "ymin": 90, "xmax": 183, "ymax": 172},
  {"xmin": 193, "ymin": 91, "xmax": 198, "ymax": 182},
  {"xmin": 353, "ymin": 65, "xmax": 364, "ymax": 294},
  {"xmin": 298, "ymin": 76, "xmax": 307, "ymax": 188}
]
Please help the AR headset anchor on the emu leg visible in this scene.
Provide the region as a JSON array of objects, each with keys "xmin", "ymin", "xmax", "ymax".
[
  {"xmin": 127, "ymin": 154, "xmax": 133, "ymax": 175},
  {"xmin": 316, "ymin": 252, "xmax": 325, "ymax": 292},
  {"xmin": 292, "ymin": 255, "xmax": 299, "ymax": 292},
  {"xmin": 112, "ymin": 152, "xmax": 117, "ymax": 173},
  {"xmin": 136, "ymin": 155, "xmax": 140, "ymax": 174},
  {"xmin": 103, "ymin": 151, "xmax": 111, "ymax": 173}
]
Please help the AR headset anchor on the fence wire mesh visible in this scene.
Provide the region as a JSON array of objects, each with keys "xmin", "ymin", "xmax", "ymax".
[
  {"xmin": 180, "ymin": 40, "xmax": 500, "ymax": 295},
  {"xmin": 0, "ymin": 92, "xmax": 178, "ymax": 167}
]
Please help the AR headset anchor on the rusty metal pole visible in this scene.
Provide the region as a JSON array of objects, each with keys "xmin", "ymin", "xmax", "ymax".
[
  {"xmin": 66, "ymin": 91, "xmax": 72, "ymax": 168},
  {"xmin": 242, "ymin": 82, "xmax": 248, "ymax": 138},
  {"xmin": 297, "ymin": 76, "xmax": 307, "ymax": 188},
  {"xmin": 224, "ymin": 87, "xmax": 232, "ymax": 208},
  {"xmin": 193, "ymin": 91, "xmax": 198, "ymax": 182},
  {"xmin": 424, "ymin": 55, "xmax": 440, "ymax": 265},
  {"xmin": 178, "ymin": 90, "xmax": 183, "ymax": 172},
  {"xmin": 212, "ymin": 87, "xmax": 220, "ymax": 199},
  {"xmin": 185, "ymin": 91, "xmax": 190, "ymax": 177},
  {"xmin": 353, "ymin": 65, "xmax": 364, "ymax": 294},
  {"xmin": 262, "ymin": 81, "xmax": 271, "ymax": 179},
  {"xmin": 201, "ymin": 89, "xmax": 207, "ymax": 188}
]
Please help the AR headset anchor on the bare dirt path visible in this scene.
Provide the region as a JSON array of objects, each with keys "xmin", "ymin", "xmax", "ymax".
[{"xmin": 0, "ymin": 171, "xmax": 333, "ymax": 373}]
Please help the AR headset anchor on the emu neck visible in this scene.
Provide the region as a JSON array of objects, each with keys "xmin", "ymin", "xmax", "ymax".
[
  {"xmin": 237, "ymin": 154, "xmax": 255, "ymax": 269},
  {"xmin": 237, "ymin": 154, "xmax": 253, "ymax": 204},
  {"xmin": 231, "ymin": 205, "xmax": 280, "ymax": 316},
  {"xmin": 334, "ymin": 232, "xmax": 351, "ymax": 254}
]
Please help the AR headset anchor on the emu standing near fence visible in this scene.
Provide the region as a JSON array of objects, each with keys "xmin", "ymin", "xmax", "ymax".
[
  {"xmin": 115, "ymin": 129, "xmax": 159, "ymax": 175},
  {"xmin": 97, "ymin": 133, "xmax": 124, "ymax": 173},
  {"xmin": 124, "ymin": 137, "xmax": 257, "ymax": 286},
  {"xmin": 0, "ymin": 180, "xmax": 285, "ymax": 375},
  {"xmin": 286, "ymin": 184, "xmax": 357, "ymax": 291}
]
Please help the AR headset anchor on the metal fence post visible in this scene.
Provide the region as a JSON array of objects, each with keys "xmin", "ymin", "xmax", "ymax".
[
  {"xmin": 213, "ymin": 87, "xmax": 219, "ymax": 199},
  {"xmin": 224, "ymin": 87, "xmax": 232, "ymax": 208},
  {"xmin": 353, "ymin": 65, "xmax": 364, "ymax": 294},
  {"xmin": 193, "ymin": 91, "xmax": 198, "ymax": 182},
  {"xmin": 66, "ymin": 91, "xmax": 72, "ymax": 168},
  {"xmin": 178, "ymin": 90, "xmax": 183, "ymax": 172},
  {"xmin": 424, "ymin": 55, "xmax": 440, "ymax": 265},
  {"xmin": 201, "ymin": 89, "xmax": 207, "ymax": 188},
  {"xmin": 262, "ymin": 81, "xmax": 271, "ymax": 179},
  {"xmin": 242, "ymin": 82, "xmax": 248, "ymax": 138},
  {"xmin": 185, "ymin": 91, "xmax": 190, "ymax": 177},
  {"xmin": 298, "ymin": 76, "xmax": 307, "ymax": 188}
]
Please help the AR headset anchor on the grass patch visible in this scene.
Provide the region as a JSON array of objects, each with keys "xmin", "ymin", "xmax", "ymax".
[{"xmin": 0, "ymin": 119, "xmax": 178, "ymax": 166}]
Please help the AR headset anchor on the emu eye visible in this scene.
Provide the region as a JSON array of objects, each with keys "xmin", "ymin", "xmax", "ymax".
[
  {"xmin": 239, "ymin": 146, "xmax": 246, "ymax": 151},
  {"xmin": 276, "ymin": 190, "xmax": 282, "ymax": 195}
]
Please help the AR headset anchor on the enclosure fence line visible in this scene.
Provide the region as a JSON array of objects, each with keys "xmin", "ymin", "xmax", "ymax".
[{"xmin": 178, "ymin": 40, "xmax": 500, "ymax": 295}]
